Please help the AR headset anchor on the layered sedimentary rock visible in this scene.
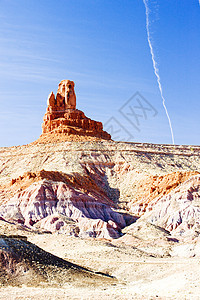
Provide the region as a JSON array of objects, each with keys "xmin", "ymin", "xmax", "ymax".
[
  {"xmin": 0, "ymin": 141, "xmax": 200, "ymax": 241},
  {"xmin": 0, "ymin": 172, "xmax": 126, "ymax": 238},
  {"xmin": 138, "ymin": 175, "xmax": 200, "ymax": 236},
  {"xmin": 128, "ymin": 171, "xmax": 199, "ymax": 216},
  {"xmin": 37, "ymin": 80, "xmax": 111, "ymax": 143}
]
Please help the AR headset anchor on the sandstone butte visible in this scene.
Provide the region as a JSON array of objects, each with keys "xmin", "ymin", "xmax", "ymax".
[{"xmin": 35, "ymin": 79, "xmax": 111, "ymax": 143}]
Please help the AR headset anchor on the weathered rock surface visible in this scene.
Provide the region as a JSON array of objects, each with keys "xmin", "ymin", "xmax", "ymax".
[
  {"xmin": 0, "ymin": 178, "xmax": 126, "ymax": 238},
  {"xmin": 128, "ymin": 171, "xmax": 199, "ymax": 216},
  {"xmin": 8, "ymin": 170, "xmax": 113, "ymax": 206},
  {"xmin": 32, "ymin": 213, "xmax": 77, "ymax": 234},
  {"xmin": 0, "ymin": 141, "xmax": 200, "ymax": 240},
  {"xmin": 34, "ymin": 214, "xmax": 121, "ymax": 239},
  {"xmin": 139, "ymin": 175, "xmax": 200, "ymax": 237},
  {"xmin": 37, "ymin": 80, "xmax": 111, "ymax": 143}
]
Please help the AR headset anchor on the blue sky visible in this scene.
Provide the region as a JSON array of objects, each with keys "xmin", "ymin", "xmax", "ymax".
[{"xmin": 0, "ymin": 0, "xmax": 199, "ymax": 146}]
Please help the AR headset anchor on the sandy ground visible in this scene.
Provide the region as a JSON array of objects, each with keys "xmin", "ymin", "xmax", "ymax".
[{"xmin": 1, "ymin": 234, "xmax": 200, "ymax": 300}]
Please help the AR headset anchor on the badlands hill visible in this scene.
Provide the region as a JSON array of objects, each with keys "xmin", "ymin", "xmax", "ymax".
[
  {"xmin": 0, "ymin": 80, "xmax": 200, "ymax": 299},
  {"xmin": 1, "ymin": 140, "xmax": 200, "ymax": 239}
]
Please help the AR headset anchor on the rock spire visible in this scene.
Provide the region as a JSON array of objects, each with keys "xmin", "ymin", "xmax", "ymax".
[{"xmin": 37, "ymin": 80, "xmax": 111, "ymax": 143}]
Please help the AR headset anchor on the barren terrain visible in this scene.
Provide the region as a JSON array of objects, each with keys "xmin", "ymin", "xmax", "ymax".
[{"xmin": 1, "ymin": 140, "xmax": 200, "ymax": 299}]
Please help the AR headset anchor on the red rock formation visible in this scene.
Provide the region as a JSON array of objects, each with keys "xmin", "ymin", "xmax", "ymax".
[
  {"xmin": 8, "ymin": 170, "xmax": 113, "ymax": 206},
  {"xmin": 36, "ymin": 80, "xmax": 111, "ymax": 143}
]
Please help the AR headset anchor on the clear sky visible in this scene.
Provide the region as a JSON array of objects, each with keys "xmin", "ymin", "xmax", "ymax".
[{"xmin": 0, "ymin": 0, "xmax": 199, "ymax": 147}]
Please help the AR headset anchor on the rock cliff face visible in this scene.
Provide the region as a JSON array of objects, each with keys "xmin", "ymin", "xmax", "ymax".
[{"xmin": 37, "ymin": 80, "xmax": 111, "ymax": 143}]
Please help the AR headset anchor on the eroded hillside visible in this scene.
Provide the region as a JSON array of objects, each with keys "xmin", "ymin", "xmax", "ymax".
[{"xmin": 1, "ymin": 140, "xmax": 200, "ymax": 298}]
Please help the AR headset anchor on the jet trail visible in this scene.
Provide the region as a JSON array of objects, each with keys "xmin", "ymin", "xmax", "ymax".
[{"xmin": 143, "ymin": 0, "xmax": 175, "ymax": 145}]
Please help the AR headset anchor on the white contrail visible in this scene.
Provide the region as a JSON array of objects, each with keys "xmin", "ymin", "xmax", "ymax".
[{"xmin": 143, "ymin": 0, "xmax": 175, "ymax": 145}]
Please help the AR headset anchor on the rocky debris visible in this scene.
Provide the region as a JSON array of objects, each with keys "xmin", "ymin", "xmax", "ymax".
[
  {"xmin": 139, "ymin": 175, "xmax": 200, "ymax": 237},
  {"xmin": 0, "ymin": 218, "xmax": 34, "ymax": 237},
  {"xmin": 0, "ymin": 179, "xmax": 126, "ymax": 238},
  {"xmin": 112, "ymin": 220, "xmax": 179, "ymax": 257},
  {"xmin": 0, "ymin": 234, "xmax": 27, "ymax": 240},
  {"xmin": 77, "ymin": 217, "xmax": 121, "ymax": 239},
  {"xmin": 34, "ymin": 213, "xmax": 121, "ymax": 239},
  {"xmin": 122, "ymin": 220, "xmax": 171, "ymax": 241},
  {"xmin": 0, "ymin": 236, "xmax": 115, "ymax": 286},
  {"xmin": 33, "ymin": 213, "xmax": 77, "ymax": 235},
  {"xmin": 36, "ymin": 80, "xmax": 111, "ymax": 143}
]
